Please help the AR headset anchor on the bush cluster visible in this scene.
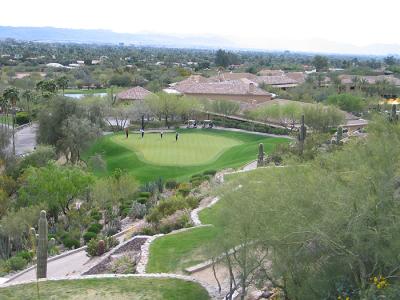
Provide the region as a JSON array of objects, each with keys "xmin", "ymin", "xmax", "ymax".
[{"xmin": 86, "ymin": 236, "xmax": 119, "ymax": 257}]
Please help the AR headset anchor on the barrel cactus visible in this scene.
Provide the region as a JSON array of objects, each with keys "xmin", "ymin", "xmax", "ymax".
[
  {"xmin": 37, "ymin": 210, "xmax": 48, "ymax": 279},
  {"xmin": 257, "ymin": 143, "xmax": 265, "ymax": 167},
  {"xmin": 98, "ymin": 240, "xmax": 105, "ymax": 256}
]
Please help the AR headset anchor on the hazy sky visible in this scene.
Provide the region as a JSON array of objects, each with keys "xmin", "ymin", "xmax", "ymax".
[{"xmin": 1, "ymin": 0, "xmax": 399, "ymax": 49}]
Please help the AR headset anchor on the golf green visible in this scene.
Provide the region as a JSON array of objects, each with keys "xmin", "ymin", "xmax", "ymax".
[
  {"xmin": 86, "ymin": 129, "xmax": 289, "ymax": 182},
  {"xmin": 111, "ymin": 132, "xmax": 242, "ymax": 166}
]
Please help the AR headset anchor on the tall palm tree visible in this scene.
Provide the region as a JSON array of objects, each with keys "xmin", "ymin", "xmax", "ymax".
[
  {"xmin": 3, "ymin": 87, "xmax": 20, "ymax": 155},
  {"xmin": 21, "ymin": 90, "xmax": 34, "ymax": 125}
]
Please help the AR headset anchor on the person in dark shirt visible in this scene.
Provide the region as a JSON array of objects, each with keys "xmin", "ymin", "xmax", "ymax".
[{"xmin": 175, "ymin": 132, "xmax": 179, "ymax": 142}]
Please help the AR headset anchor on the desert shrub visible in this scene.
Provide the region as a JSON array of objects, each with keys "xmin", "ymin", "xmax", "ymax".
[
  {"xmin": 7, "ymin": 256, "xmax": 27, "ymax": 271},
  {"xmin": 177, "ymin": 182, "xmax": 191, "ymax": 196},
  {"xmin": 136, "ymin": 197, "xmax": 148, "ymax": 205},
  {"xmin": 16, "ymin": 250, "xmax": 33, "ymax": 262},
  {"xmin": 15, "ymin": 112, "xmax": 29, "ymax": 125},
  {"xmin": 165, "ymin": 179, "xmax": 178, "ymax": 189},
  {"xmin": 139, "ymin": 192, "xmax": 151, "ymax": 198},
  {"xmin": 87, "ymin": 223, "xmax": 102, "ymax": 234},
  {"xmin": 121, "ymin": 207, "xmax": 131, "ymax": 218},
  {"xmin": 139, "ymin": 225, "xmax": 157, "ymax": 236},
  {"xmin": 190, "ymin": 179, "xmax": 203, "ymax": 187},
  {"xmin": 186, "ymin": 196, "xmax": 200, "ymax": 209},
  {"xmin": 86, "ymin": 236, "xmax": 119, "ymax": 257},
  {"xmin": 90, "ymin": 210, "xmax": 102, "ymax": 222},
  {"xmin": 86, "ymin": 238, "xmax": 98, "ymax": 257},
  {"xmin": 146, "ymin": 196, "xmax": 194, "ymax": 224},
  {"xmin": 203, "ymin": 169, "xmax": 217, "ymax": 176},
  {"xmin": 83, "ymin": 231, "xmax": 97, "ymax": 243},
  {"xmin": 159, "ymin": 211, "xmax": 191, "ymax": 234},
  {"xmin": 130, "ymin": 201, "xmax": 147, "ymax": 219},
  {"xmin": 110, "ymin": 255, "xmax": 136, "ymax": 274},
  {"xmin": 63, "ymin": 237, "xmax": 80, "ymax": 249}
]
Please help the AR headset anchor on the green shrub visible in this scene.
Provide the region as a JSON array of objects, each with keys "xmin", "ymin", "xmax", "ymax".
[
  {"xmin": 90, "ymin": 210, "xmax": 102, "ymax": 222},
  {"xmin": 203, "ymin": 170, "xmax": 217, "ymax": 176},
  {"xmin": 140, "ymin": 225, "xmax": 157, "ymax": 236},
  {"xmin": 165, "ymin": 180, "xmax": 178, "ymax": 189},
  {"xmin": 139, "ymin": 192, "xmax": 151, "ymax": 198},
  {"xmin": 186, "ymin": 196, "xmax": 200, "ymax": 209},
  {"xmin": 15, "ymin": 112, "xmax": 30, "ymax": 125},
  {"xmin": 190, "ymin": 179, "xmax": 203, "ymax": 187},
  {"xmin": 146, "ymin": 195, "xmax": 194, "ymax": 224},
  {"xmin": 83, "ymin": 231, "xmax": 97, "ymax": 243},
  {"xmin": 16, "ymin": 250, "xmax": 33, "ymax": 262},
  {"xmin": 7, "ymin": 256, "xmax": 28, "ymax": 271},
  {"xmin": 178, "ymin": 183, "xmax": 191, "ymax": 196},
  {"xmin": 86, "ymin": 239, "xmax": 98, "ymax": 257},
  {"xmin": 121, "ymin": 207, "xmax": 131, "ymax": 218},
  {"xmin": 87, "ymin": 223, "xmax": 102, "ymax": 234},
  {"xmin": 136, "ymin": 197, "xmax": 148, "ymax": 204},
  {"xmin": 63, "ymin": 238, "xmax": 80, "ymax": 249}
]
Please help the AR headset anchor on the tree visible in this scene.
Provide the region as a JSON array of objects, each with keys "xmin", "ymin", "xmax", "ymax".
[
  {"xmin": 56, "ymin": 76, "xmax": 69, "ymax": 96},
  {"xmin": 37, "ymin": 96, "xmax": 102, "ymax": 159},
  {"xmin": 211, "ymin": 117, "xmax": 400, "ymax": 299},
  {"xmin": 209, "ymin": 99, "xmax": 240, "ymax": 116},
  {"xmin": 312, "ymin": 55, "xmax": 329, "ymax": 72},
  {"xmin": 215, "ymin": 49, "xmax": 240, "ymax": 68},
  {"xmin": 59, "ymin": 115, "xmax": 101, "ymax": 163},
  {"xmin": 384, "ymin": 55, "xmax": 396, "ymax": 66},
  {"xmin": 3, "ymin": 87, "xmax": 20, "ymax": 155},
  {"xmin": 21, "ymin": 89, "xmax": 35, "ymax": 124},
  {"xmin": 145, "ymin": 93, "xmax": 180, "ymax": 128},
  {"xmin": 36, "ymin": 80, "xmax": 58, "ymax": 98},
  {"xmin": 18, "ymin": 163, "xmax": 94, "ymax": 221},
  {"xmin": 303, "ymin": 104, "xmax": 344, "ymax": 132},
  {"xmin": 108, "ymin": 74, "xmax": 132, "ymax": 87},
  {"xmin": 327, "ymin": 93, "xmax": 365, "ymax": 113}
]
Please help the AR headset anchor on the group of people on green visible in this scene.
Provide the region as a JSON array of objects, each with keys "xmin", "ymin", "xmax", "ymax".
[{"xmin": 125, "ymin": 128, "xmax": 179, "ymax": 141}]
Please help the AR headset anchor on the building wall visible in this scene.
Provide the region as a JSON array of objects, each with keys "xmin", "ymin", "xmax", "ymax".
[{"xmin": 183, "ymin": 93, "xmax": 272, "ymax": 104}]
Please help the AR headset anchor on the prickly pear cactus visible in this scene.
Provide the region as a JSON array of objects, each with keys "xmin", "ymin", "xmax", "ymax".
[{"xmin": 37, "ymin": 210, "xmax": 48, "ymax": 279}]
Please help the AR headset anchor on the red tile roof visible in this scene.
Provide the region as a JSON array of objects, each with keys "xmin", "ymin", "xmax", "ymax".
[
  {"xmin": 117, "ymin": 86, "xmax": 153, "ymax": 100},
  {"xmin": 174, "ymin": 78, "xmax": 271, "ymax": 96}
]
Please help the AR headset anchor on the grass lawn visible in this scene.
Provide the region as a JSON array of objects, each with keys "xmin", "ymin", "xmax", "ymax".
[
  {"xmin": 63, "ymin": 88, "xmax": 109, "ymax": 94},
  {"xmin": 147, "ymin": 226, "xmax": 220, "ymax": 273},
  {"xmin": 0, "ymin": 277, "xmax": 210, "ymax": 300},
  {"xmin": 86, "ymin": 129, "xmax": 288, "ymax": 182}
]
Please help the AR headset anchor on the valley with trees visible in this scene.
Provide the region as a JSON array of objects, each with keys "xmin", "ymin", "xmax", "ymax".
[{"xmin": 1, "ymin": 25, "xmax": 400, "ymax": 300}]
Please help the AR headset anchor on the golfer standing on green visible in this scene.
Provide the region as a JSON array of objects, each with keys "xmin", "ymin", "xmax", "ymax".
[{"xmin": 175, "ymin": 132, "xmax": 179, "ymax": 142}]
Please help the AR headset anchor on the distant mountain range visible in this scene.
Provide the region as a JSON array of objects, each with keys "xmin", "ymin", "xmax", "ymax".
[
  {"xmin": 0, "ymin": 26, "xmax": 235, "ymax": 49},
  {"xmin": 0, "ymin": 26, "xmax": 400, "ymax": 56}
]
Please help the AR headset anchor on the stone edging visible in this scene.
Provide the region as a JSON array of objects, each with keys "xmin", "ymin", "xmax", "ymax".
[
  {"xmin": 0, "ymin": 273, "xmax": 220, "ymax": 299},
  {"xmin": 82, "ymin": 235, "xmax": 149, "ymax": 275}
]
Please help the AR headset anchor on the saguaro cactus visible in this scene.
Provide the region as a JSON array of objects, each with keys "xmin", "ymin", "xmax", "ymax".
[
  {"xmin": 391, "ymin": 104, "xmax": 398, "ymax": 122},
  {"xmin": 257, "ymin": 143, "xmax": 265, "ymax": 167},
  {"xmin": 336, "ymin": 127, "xmax": 343, "ymax": 145},
  {"xmin": 298, "ymin": 115, "xmax": 307, "ymax": 155},
  {"xmin": 37, "ymin": 210, "xmax": 48, "ymax": 279}
]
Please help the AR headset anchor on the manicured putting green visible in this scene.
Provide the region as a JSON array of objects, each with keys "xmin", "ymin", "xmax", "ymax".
[
  {"xmin": 112, "ymin": 132, "xmax": 241, "ymax": 166},
  {"xmin": 86, "ymin": 129, "xmax": 289, "ymax": 182}
]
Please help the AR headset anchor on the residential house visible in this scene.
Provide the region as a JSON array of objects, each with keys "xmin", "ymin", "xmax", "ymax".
[
  {"xmin": 171, "ymin": 78, "xmax": 273, "ymax": 105},
  {"xmin": 117, "ymin": 86, "xmax": 154, "ymax": 102}
]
